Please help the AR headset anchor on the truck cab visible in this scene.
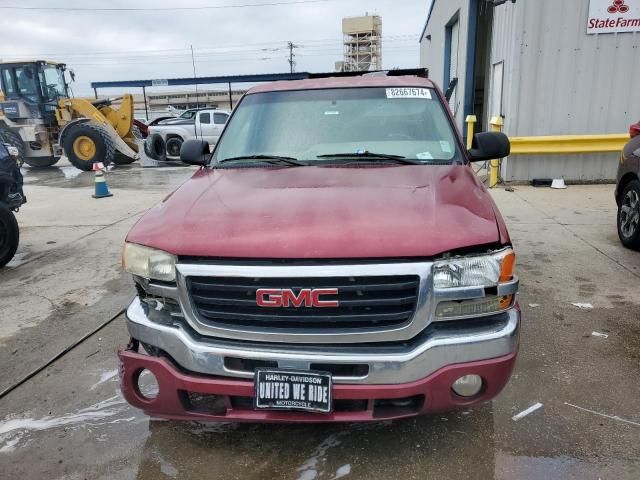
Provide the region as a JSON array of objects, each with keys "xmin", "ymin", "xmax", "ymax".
[
  {"xmin": 0, "ymin": 60, "xmax": 69, "ymax": 122},
  {"xmin": 120, "ymin": 71, "xmax": 519, "ymax": 422}
]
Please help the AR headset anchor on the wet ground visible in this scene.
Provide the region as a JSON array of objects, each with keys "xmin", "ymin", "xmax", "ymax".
[{"xmin": 1, "ymin": 159, "xmax": 639, "ymax": 479}]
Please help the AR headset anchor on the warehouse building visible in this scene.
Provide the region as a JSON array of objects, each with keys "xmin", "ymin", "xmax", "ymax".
[{"xmin": 420, "ymin": 0, "xmax": 640, "ymax": 181}]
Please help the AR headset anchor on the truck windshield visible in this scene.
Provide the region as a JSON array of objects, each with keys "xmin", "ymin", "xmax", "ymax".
[{"xmin": 214, "ymin": 87, "xmax": 461, "ymax": 165}]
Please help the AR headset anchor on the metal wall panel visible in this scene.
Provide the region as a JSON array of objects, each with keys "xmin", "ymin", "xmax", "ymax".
[
  {"xmin": 492, "ymin": 0, "xmax": 640, "ymax": 181},
  {"xmin": 419, "ymin": 0, "xmax": 470, "ymax": 127}
]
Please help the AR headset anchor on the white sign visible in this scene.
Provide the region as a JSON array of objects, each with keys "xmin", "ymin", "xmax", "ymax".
[
  {"xmin": 151, "ymin": 79, "xmax": 169, "ymax": 87},
  {"xmin": 386, "ymin": 87, "xmax": 432, "ymax": 100},
  {"xmin": 587, "ymin": 0, "xmax": 640, "ymax": 34}
]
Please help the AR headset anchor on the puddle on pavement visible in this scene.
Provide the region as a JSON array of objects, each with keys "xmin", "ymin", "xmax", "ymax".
[{"xmin": 0, "ymin": 394, "xmax": 133, "ymax": 453}]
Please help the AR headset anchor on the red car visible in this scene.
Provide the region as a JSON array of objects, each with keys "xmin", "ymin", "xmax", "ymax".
[{"xmin": 119, "ymin": 71, "xmax": 519, "ymax": 422}]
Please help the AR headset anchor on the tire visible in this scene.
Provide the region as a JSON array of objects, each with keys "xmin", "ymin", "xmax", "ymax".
[
  {"xmin": 112, "ymin": 151, "xmax": 137, "ymax": 165},
  {"xmin": 0, "ymin": 203, "xmax": 19, "ymax": 268},
  {"xmin": 144, "ymin": 133, "xmax": 166, "ymax": 161},
  {"xmin": 618, "ymin": 179, "xmax": 640, "ymax": 250},
  {"xmin": 23, "ymin": 156, "xmax": 60, "ymax": 168},
  {"xmin": 165, "ymin": 136, "xmax": 184, "ymax": 158},
  {"xmin": 62, "ymin": 122, "xmax": 115, "ymax": 171},
  {"xmin": 0, "ymin": 126, "xmax": 26, "ymax": 166}
]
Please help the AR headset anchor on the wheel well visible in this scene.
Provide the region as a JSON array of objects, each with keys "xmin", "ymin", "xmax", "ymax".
[
  {"xmin": 617, "ymin": 173, "xmax": 638, "ymax": 204},
  {"xmin": 165, "ymin": 134, "xmax": 184, "ymax": 142}
]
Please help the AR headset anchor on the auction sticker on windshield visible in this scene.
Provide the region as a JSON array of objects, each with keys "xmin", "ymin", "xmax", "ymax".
[
  {"xmin": 386, "ymin": 87, "xmax": 432, "ymax": 99},
  {"xmin": 255, "ymin": 369, "xmax": 332, "ymax": 413}
]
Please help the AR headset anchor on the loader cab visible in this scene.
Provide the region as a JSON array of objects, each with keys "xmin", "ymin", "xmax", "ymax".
[{"xmin": 0, "ymin": 61, "xmax": 69, "ymax": 121}]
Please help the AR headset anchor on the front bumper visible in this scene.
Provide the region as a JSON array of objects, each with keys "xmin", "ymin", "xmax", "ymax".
[
  {"xmin": 120, "ymin": 298, "xmax": 520, "ymax": 421},
  {"xmin": 119, "ymin": 347, "xmax": 518, "ymax": 423}
]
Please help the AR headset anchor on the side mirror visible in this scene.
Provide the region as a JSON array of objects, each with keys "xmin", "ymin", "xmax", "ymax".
[
  {"xmin": 180, "ymin": 139, "xmax": 210, "ymax": 166},
  {"xmin": 468, "ymin": 131, "xmax": 510, "ymax": 162}
]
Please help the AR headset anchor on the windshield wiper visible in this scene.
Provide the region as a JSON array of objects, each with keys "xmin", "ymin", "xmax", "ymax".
[
  {"xmin": 316, "ymin": 152, "xmax": 421, "ymax": 164},
  {"xmin": 218, "ymin": 155, "xmax": 306, "ymax": 166}
]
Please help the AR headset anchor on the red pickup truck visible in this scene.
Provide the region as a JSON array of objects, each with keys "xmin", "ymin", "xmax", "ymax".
[{"xmin": 119, "ymin": 71, "xmax": 519, "ymax": 422}]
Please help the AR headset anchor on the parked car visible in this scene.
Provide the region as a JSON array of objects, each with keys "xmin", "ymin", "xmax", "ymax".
[
  {"xmin": 148, "ymin": 109, "xmax": 230, "ymax": 157},
  {"xmin": 615, "ymin": 121, "xmax": 640, "ymax": 250},
  {"xmin": 119, "ymin": 71, "xmax": 518, "ymax": 423},
  {"xmin": 0, "ymin": 142, "xmax": 25, "ymax": 267}
]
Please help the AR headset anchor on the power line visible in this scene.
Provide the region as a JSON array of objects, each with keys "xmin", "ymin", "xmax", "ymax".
[
  {"xmin": 0, "ymin": 0, "xmax": 333, "ymax": 12},
  {"xmin": 0, "ymin": 35, "xmax": 419, "ymax": 59}
]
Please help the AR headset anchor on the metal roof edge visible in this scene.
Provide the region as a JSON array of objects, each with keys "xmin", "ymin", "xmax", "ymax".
[{"xmin": 419, "ymin": 0, "xmax": 438, "ymax": 41}]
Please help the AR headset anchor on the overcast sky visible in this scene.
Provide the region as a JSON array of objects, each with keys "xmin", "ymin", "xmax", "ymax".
[{"xmin": 0, "ymin": 0, "xmax": 431, "ymax": 96}]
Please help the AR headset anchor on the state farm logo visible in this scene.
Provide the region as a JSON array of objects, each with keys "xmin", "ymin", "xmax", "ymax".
[
  {"xmin": 256, "ymin": 288, "xmax": 339, "ymax": 308},
  {"xmin": 588, "ymin": 0, "xmax": 640, "ymax": 33},
  {"xmin": 608, "ymin": 0, "xmax": 629, "ymax": 13}
]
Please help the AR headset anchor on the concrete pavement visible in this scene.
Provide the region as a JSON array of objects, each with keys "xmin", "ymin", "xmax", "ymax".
[{"xmin": 0, "ymin": 162, "xmax": 639, "ymax": 479}]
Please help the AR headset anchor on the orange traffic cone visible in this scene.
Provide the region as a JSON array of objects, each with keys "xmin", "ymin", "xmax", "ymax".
[{"xmin": 92, "ymin": 162, "xmax": 113, "ymax": 198}]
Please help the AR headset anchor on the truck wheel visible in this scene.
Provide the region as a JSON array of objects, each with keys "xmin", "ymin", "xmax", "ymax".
[
  {"xmin": 23, "ymin": 156, "xmax": 60, "ymax": 168},
  {"xmin": 165, "ymin": 137, "xmax": 183, "ymax": 158},
  {"xmin": 144, "ymin": 134, "xmax": 167, "ymax": 161},
  {"xmin": 113, "ymin": 151, "xmax": 137, "ymax": 165},
  {"xmin": 0, "ymin": 126, "xmax": 26, "ymax": 166},
  {"xmin": 617, "ymin": 179, "xmax": 640, "ymax": 251},
  {"xmin": 0, "ymin": 203, "xmax": 19, "ymax": 268},
  {"xmin": 63, "ymin": 122, "xmax": 115, "ymax": 171}
]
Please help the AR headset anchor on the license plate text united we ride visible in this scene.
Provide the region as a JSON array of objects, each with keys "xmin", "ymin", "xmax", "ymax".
[{"xmin": 254, "ymin": 369, "xmax": 332, "ymax": 413}]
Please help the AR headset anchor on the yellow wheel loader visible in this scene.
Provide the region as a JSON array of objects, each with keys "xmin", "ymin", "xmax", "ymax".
[{"xmin": 0, "ymin": 60, "xmax": 139, "ymax": 171}]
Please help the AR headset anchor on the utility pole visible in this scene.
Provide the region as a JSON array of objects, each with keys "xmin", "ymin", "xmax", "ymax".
[{"xmin": 287, "ymin": 41, "xmax": 299, "ymax": 73}]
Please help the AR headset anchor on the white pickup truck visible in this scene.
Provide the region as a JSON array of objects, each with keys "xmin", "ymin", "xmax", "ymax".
[{"xmin": 148, "ymin": 109, "xmax": 230, "ymax": 157}]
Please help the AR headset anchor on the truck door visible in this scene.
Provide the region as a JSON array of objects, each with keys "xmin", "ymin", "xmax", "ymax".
[
  {"xmin": 212, "ymin": 112, "xmax": 229, "ymax": 144},
  {"xmin": 195, "ymin": 111, "xmax": 214, "ymax": 143}
]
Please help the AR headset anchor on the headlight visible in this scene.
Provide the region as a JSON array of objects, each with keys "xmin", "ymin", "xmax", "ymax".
[
  {"xmin": 122, "ymin": 243, "xmax": 176, "ymax": 282},
  {"xmin": 433, "ymin": 249, "xmax": 515, "ymax": 289}
]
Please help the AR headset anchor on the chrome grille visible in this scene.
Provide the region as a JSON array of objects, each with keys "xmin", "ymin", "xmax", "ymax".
[{"xmin": 187, "ymin": 275, "xmax": 420, "ymax": 330}]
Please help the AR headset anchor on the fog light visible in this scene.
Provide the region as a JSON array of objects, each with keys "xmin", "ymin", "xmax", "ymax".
[
  {"xmin": 451, "ymin": 374, "xmax": 483, "ymax": 397},
  {"xmin": 136, "ymin": 368, "xmax": 159, "ymax": 400}
]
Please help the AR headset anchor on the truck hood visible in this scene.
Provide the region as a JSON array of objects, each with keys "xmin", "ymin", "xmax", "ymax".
[{"xmin": 127, "ymin": 165, "xmax": 503, "ymax": 259}]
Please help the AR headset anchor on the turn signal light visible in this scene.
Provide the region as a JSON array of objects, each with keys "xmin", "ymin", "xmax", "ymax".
[{"xmin": 499, "ymin": 251, "xmax": 516, "ymax": 282}]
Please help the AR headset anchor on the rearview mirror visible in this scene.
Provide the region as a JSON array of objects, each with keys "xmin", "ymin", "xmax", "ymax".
[
  {"xmin": 468, "ymin": 132, "xmax": 510, "ymax": 162},
  {"xmin": 180, "ymin": 139, "xmax": 210, "ymax": 166}
]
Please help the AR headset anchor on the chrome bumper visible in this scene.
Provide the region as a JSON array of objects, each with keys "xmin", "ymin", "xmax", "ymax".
[{"xmin": 126, "ymin": 297, "xmax": 520, "ymax": 385}]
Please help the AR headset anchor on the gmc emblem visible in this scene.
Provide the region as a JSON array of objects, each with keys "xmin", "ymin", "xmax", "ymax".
[{"xmin": 256, "ymin": 288, "xmax": 339, "ymax": 308}]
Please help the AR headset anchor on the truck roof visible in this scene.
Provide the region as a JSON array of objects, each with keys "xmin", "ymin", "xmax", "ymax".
[{"xmin": 247, "ymin": 74, "xmax": 436, "ymax": 95}]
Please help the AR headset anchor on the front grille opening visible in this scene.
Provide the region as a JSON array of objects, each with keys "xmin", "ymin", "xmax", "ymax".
[
  {"xmin": 373, "ymin": 395, "xmax": 424, "ymax": 418},
  {"xmin": 310, "ymin": 363, "xmax": 369, "ymax": 378},
  {"xmin": 178, "ymin": 391, "xmax": 227, "ymax": 415},
  {"xmin": 334, "ymin": 399, "xmax": 368, "ymax": 412},
  {"xmin": 224, "ymin": 357, "xmax": 278, "ymax": 373},
  {"xmin": 188, "ymin": 275, "xmax": 420, "ymax": 331},
  {"xmin": 230, "ymin": 396, "xmax": 254, "ymax": 410}
]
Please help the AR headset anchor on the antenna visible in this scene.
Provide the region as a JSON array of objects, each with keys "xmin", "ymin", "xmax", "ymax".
[
  {"xmin": 287, "ymin": 41, "xmax": 299, "ymax": 73},
  {"xmin": 191, "ymin": 44, "xmax": 202, "ymax": 139}
]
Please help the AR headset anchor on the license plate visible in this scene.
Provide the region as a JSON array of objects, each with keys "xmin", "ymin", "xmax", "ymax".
[{"xmin": 254, "ymin": 369, "xmax": 332, "ymax": 413}]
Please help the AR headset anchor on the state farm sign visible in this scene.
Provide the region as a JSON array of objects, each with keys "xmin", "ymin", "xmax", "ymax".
[{"xmin": 588, "ymin": 0, "xmax": 640, "ymax": 34}]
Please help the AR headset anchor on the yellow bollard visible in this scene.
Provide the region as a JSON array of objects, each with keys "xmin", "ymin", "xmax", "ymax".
[
  {"xmin": 489, "ymin": 116, "xmax": 504, "ymax": 188},
  {"xmin": 465, "ymin": 115, "xmax": 477, "ymax": 150}
]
